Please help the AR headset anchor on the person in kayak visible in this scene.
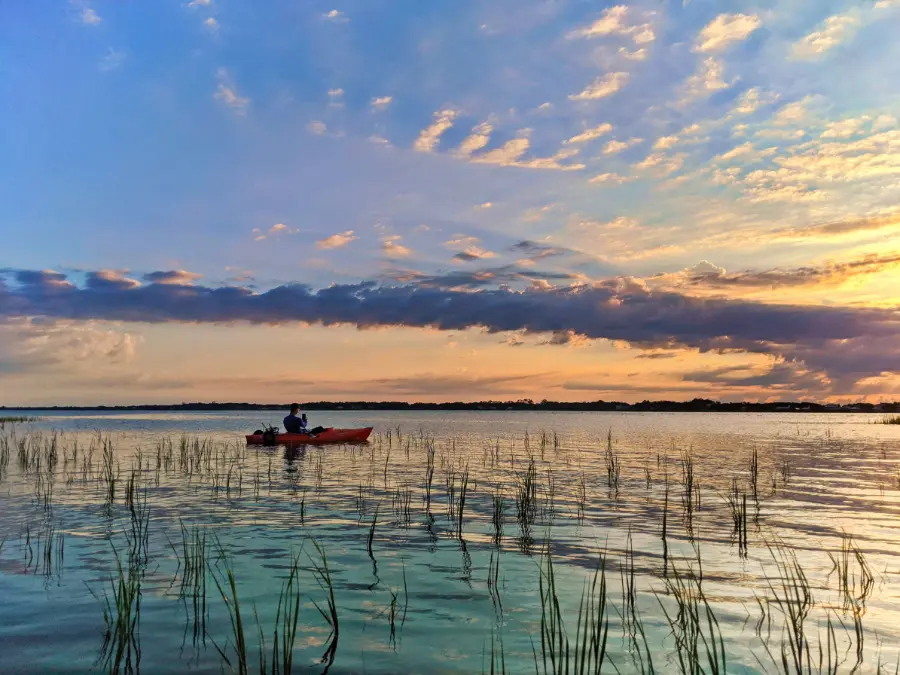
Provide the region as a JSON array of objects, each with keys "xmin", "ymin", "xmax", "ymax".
[{"xmin": 283, "ymin": 404, "xmax": 307, "ymax": 434}]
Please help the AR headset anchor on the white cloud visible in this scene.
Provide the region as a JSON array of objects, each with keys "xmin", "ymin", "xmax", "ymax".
[
  {"xmin": 75, "ymin": 2, "xmax": 101, "ymax": 25},
  {"xmin": 323, "ymin": 9, "xmax": 347, "ymax": 21},
  {"xmin": 472, "ymin": 136, "xmax": 530, "ymax": 165},
  {"xmin": 454, "ymin": 121, "xmax": 493, "ymax": 159},
  {"xmin": 569, "ymin": 72, "xmax": 629, "ymax": 101},
  {"xmin": 204, "ymin": 17, "xmax": 219, "ymax": 33},
  {"xmin": 381, "ymin": 236, "xmax": 412, "ymax": 257},
  {"xmin": 633, "ymin": 152, "xmax": 686, "ymax": 174},
  {"xmin": 821, "ymin": 118, "xmax": 868, "ymax": 139},
  {"xmin": 414, "ymin": 109, "xmax": 458, "ymax": 152},
  {"xmin": 716, "ymin": 141, "xmax": 755, "ymax": 161},
  {"xmin": 729, "ymin": 87, "xmax": 779, "ymax": 116},
  {"xmin": 187, "ymin": 0, "xmax": 212, "ymax": 7},
  {"xmin": 328, "ymin": 88, "xmax": 344, "ymax": 108},
  {"xmin": 589, "ymin": 172, "xmax": 633, "ymax": 184},
  {"xmin": 653, "ymin": 135, "xmax": 679, "ymax": 150},
  {"xmin": 564, "ymin": 123, "xmax": 613, "ymax": 145},
  {"xmin": 99, "ymin": 48, "xmax": 126, "ymax": 72},
  {"xmin": 254, "ymin": 223, "xmax": 300, "ymax": 240},
  {"xmin": 307, "ymin": 120, "xmax": 327, "ymax": 135},
  {"xmin": 603, "ymin": 137, "xmax": 643, "ymax": 154},
  {"xmin": 695, "ymin": 14, "xmax": 761, "ymax": 52},
  {"xmin": 316, "ymin": 230, "xmax": 358, "ymax": 249},
  {"xmin": 679, "ymin": 57, "xmax": 734, "ymax": 103},
  {"xmin": 568, "ymin": 5, "xmax": 655, "ymax": 45},
  {"xmin": 773, "ymin": 97, "xmax": 814, "ymax": 125},
  {"xmin": 213, "ymin": 69, "xmax": 249, "ymax": 114},
  {"xmin": 568, "ymin": 5, "xmax": 629, "ymax": 38},
  {"xmin": 792, "ymin": 13, "xmax": 859, "ymax": 60},
  {"xmin": 371, "ymin": 95, "xmax": 392, "ymax": 110},
  {"xmin": 873, "ymin": 114, "xmax": 898, "ymax": 131},
  {"xmin": 618, "ymin": 47, "xmax": 647, "ymax": 61},
  {"xmin": 469, "ymin": 134, "xmax": 584, "ymax": 171}
]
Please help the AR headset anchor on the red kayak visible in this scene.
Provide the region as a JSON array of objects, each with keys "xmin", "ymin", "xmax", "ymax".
[{"xmin": 245, "ymin": 427, "xmax": 373, "ymax": 446}]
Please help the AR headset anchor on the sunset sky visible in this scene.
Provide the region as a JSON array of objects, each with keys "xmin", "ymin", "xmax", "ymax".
[{"xmin": 3, "ymin": 0, "xmax": 900, "ymax": 405}]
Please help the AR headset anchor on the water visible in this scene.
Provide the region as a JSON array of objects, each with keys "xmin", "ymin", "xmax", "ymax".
[{"xmin": 2, "ymin": 410, "xmax": 900, "ymax": 674}]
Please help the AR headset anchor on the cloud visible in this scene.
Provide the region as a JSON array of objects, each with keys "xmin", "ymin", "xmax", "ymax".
[
  {"xmin": 468, "ymin": 134, "xmax": 585, "ymax": 171},
  {"xmin": 204, "ymin": 17, "xmax": 219, "ymax": 33},
  {"xmin": 323, "ymin": 9, "xmax": 347, "ymax": 22},
  {"xmin": 567, "ymin": 5, "xmax": 655, "ymax": 45},
  {"xmin": 454, "ymin": 122, "xmax": 493, "ymax": 159},
  {"xmin": 75, "ymin": 2, "xmax": 101, "ymax": 25},
  {"xmin": 381, "ymin": 236, "xmax": 412, "ymax": 257},
  {"xmin": 569, "ymin": 72, "xmax": 629, "ymax": 101},
  {"xmin": 603, "ymin": 137, "xmax": 643, "ymax": 154},
  {"xmin": 0, "ymin": 318, "xmax": 138, "ymax": 376},
  {"xmin": 653, "ymin": 135, "xmax": 679, "ymax": 150},
  {"xmin": 213, "ymin": 69, "xmax": 249, "ymax": 114},
  {"xmin": 538, "ymin": 331, "xmax": 591, "ymax": 348},
  {"xmin": 99, "ymin": 48, "xmax": 127, "ymax": 72},
  {"xmin": 679, "ymin": 57, "xmax": 734, "ymax": 103},
  {"xmin": 316, "ymin": 230, "xmax": 358, "ymax": 250},
  {"xmin": 729, "ymin": 87, "xmax": 780, "ymax": 116},
  {"xmin": 589, "ymin": 172, "xmax": 634, "ymax": 184},
  {"xmin": 564, "ymin": 123, "xmax": 613, "ymax": 145},
  {"xmin": 252, "ymin": 223, "xmax": 299, "ymax": 240},
  {"xmin": 371, "ymin": 96, "xmax": 392, "ymax": 110},
  {"xmin": 695, "ymin": 14, "xmax": 761, "ymax": 52},
  {"xmin": 650, "ymin": 253, "xmax": 900, "ymax": 295},
  {"xmin": 307, "ymin": 120, "xmax": 327, "ymax": 135},
  {"xmin": 187, "ymin": 0, "xmax": 212, "ymax": 6},
  {"xmin": 453, "ymin": 247, "xmax": 497, "ymax": 262},
  {"xmin": 142, "ymin": 270, "xmax": 203, "ymax": 285},
  {"xmin": 792, "ymin": 13, "xmax": 859, "ymax": 60},
  {"xmin": 414, "ymin": 109, "xmax": 458, "ymax": 152},
  {"xmin": 7, "ymin": 267, "xmax": 900, "ymax": 386}
]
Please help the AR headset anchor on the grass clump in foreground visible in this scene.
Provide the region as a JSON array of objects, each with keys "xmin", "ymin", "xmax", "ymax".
[
  {"xmin": 535, "ymin": 545, "xmax": 612, "ymax": 675},
  {"xmin": 877, "ymin": 415, "xmax": 900, "ymax": 425},
  {"xmin": 210, "ymin": 538, "xmax": 339, "ymax": 675}
]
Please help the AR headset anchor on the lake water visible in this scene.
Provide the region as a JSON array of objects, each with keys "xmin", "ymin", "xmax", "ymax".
[{"xmin": 1, "ymin": 410, "xmax": 900, "ymax": 674}]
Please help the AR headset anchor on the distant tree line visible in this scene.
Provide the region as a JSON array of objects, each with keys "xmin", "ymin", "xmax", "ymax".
[{"xmin": 2, "ymin": 398, "xmax": 898, "ymax": 413}]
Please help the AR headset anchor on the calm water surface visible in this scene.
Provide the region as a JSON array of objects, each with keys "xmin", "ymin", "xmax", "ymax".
[{"xmin": 2, "ymin": 410, "xmax": 900, "ymax": 674}]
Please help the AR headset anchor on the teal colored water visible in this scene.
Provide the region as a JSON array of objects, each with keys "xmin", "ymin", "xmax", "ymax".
[{"xmin": 1, "ymin": 411, "xmax": 900, "ymax": 674}]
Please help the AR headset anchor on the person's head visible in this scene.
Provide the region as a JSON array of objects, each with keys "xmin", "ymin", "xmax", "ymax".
[{"xmin": 290, "ymin": 403, "xmax": 300, "ymax": 415}]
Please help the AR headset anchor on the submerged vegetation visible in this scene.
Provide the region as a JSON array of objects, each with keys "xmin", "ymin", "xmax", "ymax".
[{"xmin": 0, "ymin": 420, "xmax": 899, "ymax": 673}]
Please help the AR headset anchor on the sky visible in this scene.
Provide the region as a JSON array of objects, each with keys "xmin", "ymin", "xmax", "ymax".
[{"xmin": 2, "ymin": 0, "xmax": 900, "ymax": 405}]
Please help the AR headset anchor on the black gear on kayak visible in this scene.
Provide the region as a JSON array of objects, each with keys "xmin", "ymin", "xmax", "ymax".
[{"xmin": 263, "ymin": 429, "xmax": 277, "ymax": 446}]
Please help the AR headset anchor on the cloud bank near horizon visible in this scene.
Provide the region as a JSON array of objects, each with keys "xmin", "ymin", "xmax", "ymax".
[{"xmin": 3, "ymin": 267, "xmax": 900, "ymax": 391}]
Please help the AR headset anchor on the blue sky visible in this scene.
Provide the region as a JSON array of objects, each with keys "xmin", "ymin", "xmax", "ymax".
[{"xmin": 2, "ymin": 0, "xmax": 900, "ymax": 404}]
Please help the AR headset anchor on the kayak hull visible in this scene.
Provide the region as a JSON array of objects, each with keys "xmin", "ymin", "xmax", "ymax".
[{"xmin": 245, "ymin": 427, "xmax": 373, "ymax": 446}]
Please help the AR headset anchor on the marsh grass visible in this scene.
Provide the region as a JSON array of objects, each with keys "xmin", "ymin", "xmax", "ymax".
[
  {"xmin": 656, "ymin": 549, "xmax": 726, "ymax": 675},
  {"xmin": 2, "ymin": 426, "xmax": 898, "ymax": 673},
  {"xmin": 97, "ymin": 545, "xmax": 143, "ymax": 675},
  {"xmin": 535, "ymin": 545, "xmax": 610, "ymax": 675}
]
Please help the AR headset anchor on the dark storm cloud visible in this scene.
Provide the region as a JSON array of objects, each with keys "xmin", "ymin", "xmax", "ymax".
[{"xmin": 2, "ymin": 267, "xmax": 900, "ymax": 384}]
